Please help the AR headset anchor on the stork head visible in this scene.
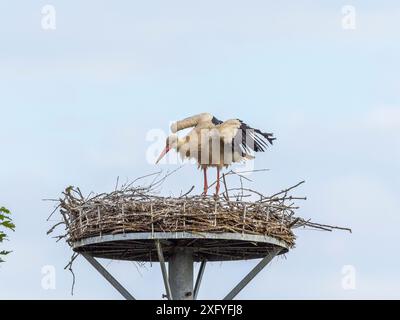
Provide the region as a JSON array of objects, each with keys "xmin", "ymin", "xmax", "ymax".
[{"xmin": 156, "ymin": 134, "xmax": 179, "ymax": 164}]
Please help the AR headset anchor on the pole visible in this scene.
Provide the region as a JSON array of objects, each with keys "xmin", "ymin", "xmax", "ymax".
[{"xmin": 168, "ymin": 247, "xmax": 194, "ymax": 300}]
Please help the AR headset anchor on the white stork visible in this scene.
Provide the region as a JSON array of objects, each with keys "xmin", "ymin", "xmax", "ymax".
[{"xmin": 156, "ymin": 113, "xmax": 275, "ymax": 195}]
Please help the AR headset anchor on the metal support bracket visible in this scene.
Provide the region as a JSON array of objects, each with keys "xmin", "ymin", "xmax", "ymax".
[
  {"xmin": 155, "ymin": 240, "xmax": 173, "ymax": 300},
  {"xmin": 223, "ymin": 247, "xmax": 282, "ymax": 300},
  {"xmin": 194, "ymin": 261, "xmax": 207, "ymax": 300},
  {"xmin": 81, "ymin": 253, "xmax": 136, "ymax": 300}
]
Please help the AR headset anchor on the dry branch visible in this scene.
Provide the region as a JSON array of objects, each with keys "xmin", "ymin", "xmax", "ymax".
[{"xmin": 47, "ymin": 171, "xmax": 351, "ymax": 249}]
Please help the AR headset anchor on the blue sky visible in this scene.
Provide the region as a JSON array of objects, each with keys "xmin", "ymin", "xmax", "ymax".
[{"xmin": 1, "ymin": 1, "xmax": 399, "ymax": 299}]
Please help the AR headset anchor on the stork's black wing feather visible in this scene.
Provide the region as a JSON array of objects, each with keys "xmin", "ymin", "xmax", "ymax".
[
  {"xmin": 235, "ymin": 120, "xmax": 276, "ymax": 153},
  {"xmin": 211, "ymin": 116, "xmax": 223, "ymax": 125}
]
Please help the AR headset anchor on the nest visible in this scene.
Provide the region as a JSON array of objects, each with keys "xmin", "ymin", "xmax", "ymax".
[{"xmin": 48, "ymin": 171, "xmax": 351, "ymax": 249}]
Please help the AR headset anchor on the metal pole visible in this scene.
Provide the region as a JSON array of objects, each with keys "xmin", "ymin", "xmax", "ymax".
[
  {"xmin": 168, "ymin": 247, "xmax": 194, "ymax": 300},
  {"xmin": 193, "ymin": 261, "xmax": 206, "ymax": 300},
  {"xmin": 223, "ymin": 247, "xmax": 282, "ymax": 300},
  {"xmin": 81, "ymin": 253, "xmax": 135, "ymax": 300},
  {"xmin": 155, "ymin": 240, "xmax": 172, "ymax": 300}
]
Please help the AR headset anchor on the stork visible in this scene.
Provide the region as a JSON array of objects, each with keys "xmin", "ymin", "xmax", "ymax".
[{"xmin": 156, "ymin": 113, "xmax": 275, "ymax": 196}]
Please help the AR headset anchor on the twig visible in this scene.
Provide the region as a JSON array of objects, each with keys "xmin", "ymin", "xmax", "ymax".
[
  {"xmin": 47, "ymin": 221, "xmax": 64, "ymax": 235},
  {"xmin": 115, "ymin": 176, "xmax": 120, "ymax": 191},
  {"xmin": 180, "ymin": 186, "xmax": 195, "ymax": 198},
  {"xmin": 46, "ymin": 204, "xmax": 61, "ymax": 221},
  {"xmin": 64, "ymin": 252, "xmax": 78, "ymax": 296},
  {"xmin": 265, "ymin": 181, "xmax": 306, "ymax": 200}
]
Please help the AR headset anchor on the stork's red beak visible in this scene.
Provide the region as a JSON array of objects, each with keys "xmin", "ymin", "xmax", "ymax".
[{"xmin": 156, "ymin": 146, "xmax": 171, "ymax": 164}]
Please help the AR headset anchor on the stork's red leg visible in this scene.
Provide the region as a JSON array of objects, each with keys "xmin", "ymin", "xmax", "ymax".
[
  {"xmin": 215, "ymin": 167, "xmax": 221, "ymax": 196},
  {"xmin": 202, "ymin": 167, "xmax": 208, "ymax": 195}
]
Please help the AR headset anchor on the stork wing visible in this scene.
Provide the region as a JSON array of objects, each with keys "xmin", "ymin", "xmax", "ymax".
[
  {"xmin": 218, "ymin": 119, "xmax": 276, "ymax": 154},
  {"xmin": 237, "ymin": 120, "xmax": 276, "ymax": 153},
  {"xmin": 171, "ymin": 113, "xmax": 215, "ymax": 133},
  {"xmin": 211, "ymin": 116, "xmax": 223, "ymax": 125}
]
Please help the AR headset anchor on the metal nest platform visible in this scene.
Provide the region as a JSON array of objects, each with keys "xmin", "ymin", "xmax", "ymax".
[
  {"xmin": 48, "ymin": 175, "xmax": 350, "ymax": 300},
  {"xmin": 72, "ymin": 231, "xmax": 290, "ymax": 262},
  {"xmin": 71, "ymin": 231, "xmax": 287, "ymax": 300}
]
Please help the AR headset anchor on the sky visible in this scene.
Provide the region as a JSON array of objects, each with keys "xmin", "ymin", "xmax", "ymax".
[{"xmin": 0, "ymin": 1, "xmax": 399, "ymax": 299}]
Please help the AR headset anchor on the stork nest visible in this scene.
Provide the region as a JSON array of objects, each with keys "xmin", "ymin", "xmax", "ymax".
[{"xmin": 47, "ymin": 171, "xmax": 351, "ymax": 249}]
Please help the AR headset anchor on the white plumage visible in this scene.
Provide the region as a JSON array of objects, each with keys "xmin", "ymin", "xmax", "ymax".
[{"xmin": 156, "ymin": 113, "xmax": 275, "ymax": 195}]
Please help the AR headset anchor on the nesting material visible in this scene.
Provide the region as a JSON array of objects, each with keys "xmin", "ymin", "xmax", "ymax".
[{"xmin": 50, "ymin": 177, "xmax": 350, "ymax": 249}]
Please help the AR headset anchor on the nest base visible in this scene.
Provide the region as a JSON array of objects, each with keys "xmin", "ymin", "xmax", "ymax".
[{"xmin": 72, "ymin": 231, "xmax": 289, "ymax": 262}]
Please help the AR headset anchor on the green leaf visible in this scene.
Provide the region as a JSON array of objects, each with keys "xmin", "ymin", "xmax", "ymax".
[
  {"xmin": 0, "ymin": 251, "xmax": 11, "ymax": 263},
  {"xmin": 0, "ymin": 214, "xmax": 11, "ymax": 221},
  {"xmin": 0, "ymin": 207, "xmax": 10, "ymax": 214},
  {"xmin": 0, "ymin": 206, "xmax": 14, "ymax": 263},
  {"xmin": 0, "ymin": 221, "xmax": 15, "ymax": 231}
]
